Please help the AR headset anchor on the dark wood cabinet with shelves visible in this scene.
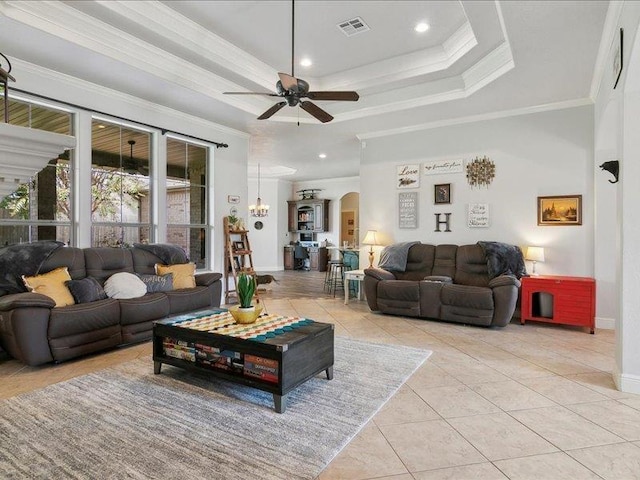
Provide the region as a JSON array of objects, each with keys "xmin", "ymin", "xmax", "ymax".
[{"xmin": 287, "ymin": 199, "xmax": 330, "ymax": 233}]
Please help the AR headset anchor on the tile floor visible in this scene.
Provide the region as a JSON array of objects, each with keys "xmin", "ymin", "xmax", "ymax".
[{"xmin": 2, "ymin": 270, "xmax": 640, "ymax": 479}]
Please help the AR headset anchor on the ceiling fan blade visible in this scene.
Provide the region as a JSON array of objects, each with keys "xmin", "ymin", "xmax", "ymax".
[
  {"xmin": 306, "ymin": 91, "xmax": 360, "ymax": 101},
  {"xmin": 278, "ymin": 72, "xmax": 299, "ymax": 92},
  {"xmin": 300, "ymin": 101, "xmax": 333, "ymax": 123},
  {"xmin": 223, "ymin": 91, "xmax": 280, "ymax": 96},
  {"xmin": 257, "ymin": 101, "xmax": 287, "ymax": 120}
]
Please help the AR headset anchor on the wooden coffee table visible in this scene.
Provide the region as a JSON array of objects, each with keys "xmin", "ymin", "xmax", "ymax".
[{"xmin": 152, "ymin": 309, "xmax": 334, "ymax": 413}]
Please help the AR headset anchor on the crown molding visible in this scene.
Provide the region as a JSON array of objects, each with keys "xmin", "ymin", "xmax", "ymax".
[
  {"xmin": 589, "ymin": 1, "xmax": 625, "ymax": 100},
  {"xmin": 0, "ymin": 0, "xmax": 266, "ymax": 115},
  {"xmin": 13, "ymin": 58, "xmax": 251, "ymax": 139},
  {"xmin": 356, "ymin": 98, "xmax": 593, "ymax": 140},
  {"xmin": 95, "ymin": 0, "xmax": 277, "ymax": 91}
]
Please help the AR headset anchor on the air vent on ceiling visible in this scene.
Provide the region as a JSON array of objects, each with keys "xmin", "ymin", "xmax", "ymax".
[{"xmin": 337, "ymin": 17, "xmax": 370, "ymax": 37}]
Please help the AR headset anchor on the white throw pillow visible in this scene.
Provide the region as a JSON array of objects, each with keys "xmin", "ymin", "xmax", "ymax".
[{"xmin": 104, "ymin": 272, "xmax": 147, "ymax": 299}]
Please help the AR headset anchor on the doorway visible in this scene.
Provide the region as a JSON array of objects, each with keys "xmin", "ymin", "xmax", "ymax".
[{"xmin": 340, "ymin": 192, "xmax": 359, "ymax": 247}]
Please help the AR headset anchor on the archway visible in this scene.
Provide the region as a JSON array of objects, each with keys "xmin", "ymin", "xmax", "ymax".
[{"xmin": 339, "ymin": 192, "xmax": 359, "ymax": 247}]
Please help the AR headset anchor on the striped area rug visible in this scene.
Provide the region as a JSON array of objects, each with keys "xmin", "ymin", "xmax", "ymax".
[{"xmin": 0, "ymin": 337, "xmax": 431, "ymax": 479}]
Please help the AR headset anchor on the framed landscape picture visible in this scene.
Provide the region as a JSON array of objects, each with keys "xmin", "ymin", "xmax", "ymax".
[{"xmin": 537, "ymin": 195, "xmax": 582, "ymax": 226}]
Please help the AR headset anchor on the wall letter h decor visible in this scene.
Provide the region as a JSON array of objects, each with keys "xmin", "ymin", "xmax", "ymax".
[{"xmin": 434, "ymin": 213, "xmax": 451, "ymax": 232}]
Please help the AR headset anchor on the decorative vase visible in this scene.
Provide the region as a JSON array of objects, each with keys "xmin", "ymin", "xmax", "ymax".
[{"xmin": 229, "ymin": 304, "xmax": 263, "ymax": 324}]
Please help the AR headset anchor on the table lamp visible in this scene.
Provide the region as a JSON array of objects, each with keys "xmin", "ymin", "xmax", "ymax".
[
  {"xmin": 362, "ymin": 230, "xmax": 379, "ymax": 268},
  {"xmin": 525, "ymin": 246, "xmax": 545, "ymax": 275}
]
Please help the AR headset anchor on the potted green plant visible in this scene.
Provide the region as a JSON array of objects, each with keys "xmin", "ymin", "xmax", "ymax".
[
  {"xmin": 229, "ymin": 273, "xmax": 262, "ymax": 324},
  {"xmin": 228, "ymin": 214, "xmax": 238, "ymax": 230},
  {"xmin": 237, "ymin": 273, "xmax": 255, "ymax": 309}
]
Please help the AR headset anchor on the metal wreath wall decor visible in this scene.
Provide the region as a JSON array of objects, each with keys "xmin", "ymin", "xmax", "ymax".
[{"xmin": 466, "ymin": 156, "xmax": 495, "ymax": 188}]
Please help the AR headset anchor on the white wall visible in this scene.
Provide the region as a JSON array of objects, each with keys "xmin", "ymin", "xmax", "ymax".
[
  {"xmin": 592, "ymin": 1, "xmax": 640, "ymax": 394},
  {"xmin": 247, "ymin": 177, "xmax": 292, "ymax": 271},
  {"xmin": 360, "ymin": 106, "xmax": 594, "ymax": 277}
]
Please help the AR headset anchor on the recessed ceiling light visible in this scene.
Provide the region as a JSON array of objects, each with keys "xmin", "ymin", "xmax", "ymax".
[
  {"xmin": 415, "ymin": 22, "xmax": 429, "ymax": 33},
  {"xmin": 97, "ymin": 124, "xmax": 106, "ymax": 129},
  {"xmin": 300, "ymin": 58, "xmax": 312, "ymax": 67},
  {"xmin": 319, "ymin": 153, "xmax": 327, "ymax": 159}
]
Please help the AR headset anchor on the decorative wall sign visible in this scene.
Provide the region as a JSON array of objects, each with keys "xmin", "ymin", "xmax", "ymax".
[
  {"xmin": 434, "ymin": 183, "xmax": 451, "ymax": 204},
  {"xmin": 434, "ymin": 213, "xmax": 451, "ymax": 232},
  {"xmin": 227, "ymin": 195, "xmax": 240, "ymax": 204},
  {"xmin": 466, "ymin": 156, "xmax": 495, "ymax": 188},
  {"xmin": 399, "ymin": 192, "xmax": 418, "ymax": 229},
  {"xmin": 468, "ymin": 203, "xmax": 489, "ymax": 228},
  {"xmin": 397, "ymin": 164, "xmax": 420, "ymax": 189},
  {"xmin": 537, "ymin": 195, "xmax": 582, "ymax": 226},
  {"xmin": 424, "ymin": 159, "xmax": 463, "ymax": 176}
]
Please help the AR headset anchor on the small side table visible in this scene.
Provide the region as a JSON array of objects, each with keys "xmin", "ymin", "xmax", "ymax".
[
  {"xmin": 521, "ymin": 275, "xmax": 596, "ymax": 334},
  {"xmin": 344, "ymin": 269, "xmax": 365, "ymax": 305}
]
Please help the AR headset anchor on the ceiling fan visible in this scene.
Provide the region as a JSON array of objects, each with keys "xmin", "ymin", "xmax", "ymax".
[{"xmin": 223, "ymin": 0, "xmax": 359, "ymax": 123}]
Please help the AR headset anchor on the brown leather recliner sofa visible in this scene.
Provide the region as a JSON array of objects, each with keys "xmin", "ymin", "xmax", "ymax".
[
  {"xmin": 0, "ymin": 245, "xmax": 222, "ymax": 366},
  {"xmin": 364, "ymin": 243, "xmax": 521, "ymax": 327}
]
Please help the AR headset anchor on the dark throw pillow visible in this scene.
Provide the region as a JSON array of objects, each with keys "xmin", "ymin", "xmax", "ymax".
[
  {"xmin": 65, "ymin": 277, "xmax": 107, "ymax": 304},
  {"xmin": 137, "ymin": 273, "xmax": 174, "ymax": 293}
]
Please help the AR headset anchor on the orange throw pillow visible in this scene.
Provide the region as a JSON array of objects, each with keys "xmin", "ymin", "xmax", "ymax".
[
  {"xmin": 155, "ymin": 263, "xmax": 196, "ymax": 289},
  {"xmin": 22, "ymin": 267, "xmax": 75, "ymax": 307}
]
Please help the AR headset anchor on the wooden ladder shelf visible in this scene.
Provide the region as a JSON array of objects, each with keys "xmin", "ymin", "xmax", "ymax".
[{"xmin": 223, "ymin": 216, "xmax": 259, "ymax": 305}]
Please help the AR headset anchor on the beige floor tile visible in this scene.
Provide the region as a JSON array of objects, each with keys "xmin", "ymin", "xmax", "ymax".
[
  {"xmin": 405, "ymin": 363, "xmax": 462, "ymax": 390},
  {"xmin": 412, "ymin": 463, "xmax": 507, "ymax": 479},
  {"xmin": 510, "ymin": 406, "xmax": 623, "ymax": 450},
  {"xmin": 619, "ymin": 395, "xmax": 640, "ymax": 411},
  {"xmin": 374, "ymin": 385, "xmax": 440, "ymax": 426},
  {"xmin": 518, "ymin": 375, "xmax": 608, "ymax": 405},
  {"xmin": 470, "ymin": 380, "xmax": 557, "ymax": 411},
  {"xmin": 564, "ymin": 372, "xmax": 634, "ymax": 399},
  {"xmin": 493, "ymin": 451, "xmax": 602, "ymax": 479},
  {"xmin": 567, "ymin": 400, "xmax": 640, "ymax": 441},
  {"xmin": 319, "ymin": 423, "xmax": 408, "ymax": 480},
  {"xmin": 379, "ymin": 420, "xmax": 486, "ymax": 472},
  {"xmin": 437, "ymin": 360, "xmax": 510, "ymax": 385},
  {"xmin": 448, "ymin": 412, "xmax": 558, "ymax": 461},
  {"xmin": 566, "ymin": 442, "xmax": 640, "ymax": 480},
  {"xmin": 413, "ymin": 384, "xmax": 501, "ymax": 419}
]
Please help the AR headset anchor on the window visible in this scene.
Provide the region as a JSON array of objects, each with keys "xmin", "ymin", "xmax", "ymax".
[
  {"xmin": 90, "ymin": 120, "xmax": 152, "ymax": 247},
  {"xmin": 0, "ymin": 98, "xmax": 73, "ymax": 246},
  {"xmin": 166, "ymin": 138, "xmax": 208, "ymax": 269}
]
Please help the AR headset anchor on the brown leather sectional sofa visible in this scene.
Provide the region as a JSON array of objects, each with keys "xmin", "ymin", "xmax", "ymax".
[
  {"xmin": 364, "ymin": 243, "xmax": 521, "ymax": 327},
  {"xmin": 0, "ymin": 245, "xmax": 222, "ymax": 366}
]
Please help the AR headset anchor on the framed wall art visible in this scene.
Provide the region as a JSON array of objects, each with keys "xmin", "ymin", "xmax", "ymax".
[
  {"xmin": 537, "ymin": 195, "xmax": 582, "ymax": 226},
  {"xmin": 399, "ymin": 192, "xmax": 418, "ymax": 229},
  {"xmin": 434, "ymin": 184, "xmax": 451, "ymax": 204},
  {"xmin": 397, "ymin": 164, "xmax": 420, "ymax": 189},
  {"xmin": 613, "ymin": 27, "xmax": 624, "ymax": 89},
  {"xmin": 424, "ymin": 159, "xmax": 463, "ymax": 176},
  {"xmin": 468, "ymin": 203, "xmax": 489, "ymax": 228}
]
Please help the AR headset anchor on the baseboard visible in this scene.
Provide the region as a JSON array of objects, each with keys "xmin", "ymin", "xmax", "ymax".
[
  {"xmin": 596, "ymin": 316, "xmax": 615, "ymax": 330},
  {"xmin": 613, "ymin": 365, "xmax": 640, "ymax": 394},
  {"xmin": 254, "ymin": 267, "xmax": 284, "ymax": 272}
]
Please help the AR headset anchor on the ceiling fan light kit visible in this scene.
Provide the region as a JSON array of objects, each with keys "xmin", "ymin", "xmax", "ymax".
[{"xmin": 224, "ymin": 0, "xmax": 359, "ymax": 123}]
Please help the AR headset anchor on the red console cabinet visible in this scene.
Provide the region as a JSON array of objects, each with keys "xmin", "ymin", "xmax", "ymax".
[{"xmin": 521, "ymin": 275, "xmax": 596, "ymax": 334}]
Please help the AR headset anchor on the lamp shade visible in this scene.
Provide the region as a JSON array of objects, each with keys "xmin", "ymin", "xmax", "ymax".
[
  {"xmin": 362, "ymin": 230, "xmax": 378, "ymax": 246},
  {"xmin": 525, "ymin": 246, "xmax": 545, "ymax": 263}
]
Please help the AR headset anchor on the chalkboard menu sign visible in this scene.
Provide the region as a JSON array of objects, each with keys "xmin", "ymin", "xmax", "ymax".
[{"xmin": 399, "ymin": 192, "xmax": 418, "ymax": 229}]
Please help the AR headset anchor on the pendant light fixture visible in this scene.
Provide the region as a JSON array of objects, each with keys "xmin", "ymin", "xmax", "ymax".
[{"xmin": 249, "ymin": 164, "xmax": 269, "ymax": 217}]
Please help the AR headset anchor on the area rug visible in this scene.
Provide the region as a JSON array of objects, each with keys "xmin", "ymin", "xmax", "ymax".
[{"xmin": 0, "ymin": 337, "xmax": 431, "ymax": 479}]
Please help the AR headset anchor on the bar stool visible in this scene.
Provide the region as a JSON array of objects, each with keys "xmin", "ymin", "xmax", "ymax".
[
  {"xmin": 324, "ymin": 259, "xmax": 342, "ymax": 292},
  {"xmin": 327, "ymin": 262, "xmax": 346, "ymax": 297}
]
